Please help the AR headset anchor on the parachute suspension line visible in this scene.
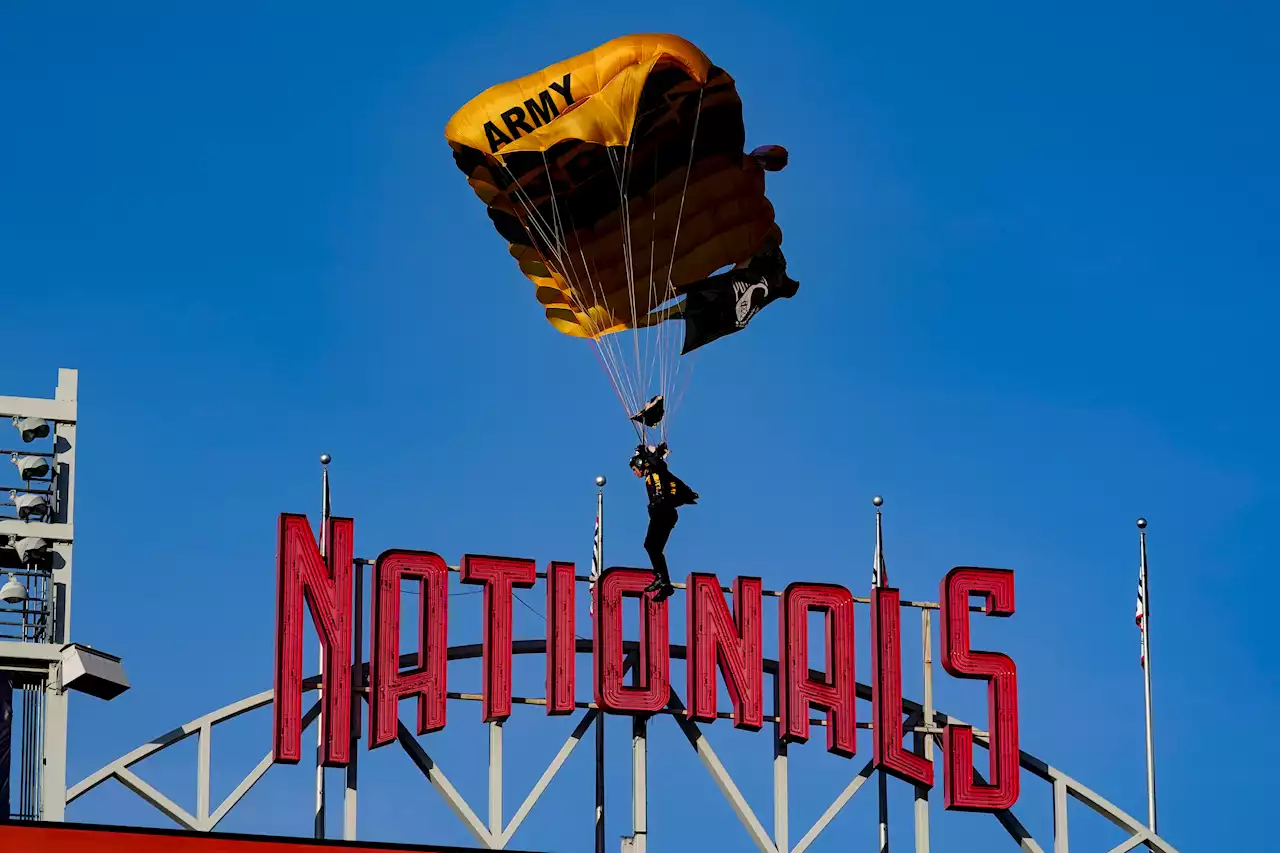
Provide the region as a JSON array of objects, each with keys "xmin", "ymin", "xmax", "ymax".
[
  {"xmin": 572, "ymin": 217, "xmax": 645, "ymax": 429},
  {"xmin": 529, "ymin": 148, "xmax": 643, "ymax": 420},
  {"xmin": 606, "ymin": 143, "xmax": 660, "ymax": 448},
  {"xmin": 496, "ymin": 158, "xmax": 635, "ymax": 423},
  {"xmin": 659, "ymin": 83, "xmax": 707, "ymax": 446},
  {"xmin": 490, "ymin": 75, "xmax": 704, "ymax": 448},
  {"xmin": 545, "ymin": 165, "xmax": 644, "ymax": 431},
  {"xmin": 605, "ymin": 139, "xmax": 646, "ymax": 425},
  {"xmin": 646, "ymin": 150, "xmax": 663, "ymax": 446},
  {"xmin": 534, "ymin": 149, "xmax": 637, "ymax": 414}
]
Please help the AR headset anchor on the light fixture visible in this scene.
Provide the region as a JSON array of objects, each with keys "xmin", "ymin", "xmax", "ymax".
[
  {"xmin": 0, "ymin": 574, "xmax": 27, "ymax": 605},
  {"xmin": 11, "ymin": 417, "xmax": 50, "ymax": 443},
  {"xmin": 9, "ymin": 536, "xmax": 49, "ymax": 564},
  {"xmin": 10, "ymin": 491, "xmax": 49, "ymax": 522},
  {"xmin": 60, "ymin": 644, "xmax": 131, "ymax": 700},
  {"xmin": 12, "ymin": 454, "xmax": 50, "ymax": 480}
]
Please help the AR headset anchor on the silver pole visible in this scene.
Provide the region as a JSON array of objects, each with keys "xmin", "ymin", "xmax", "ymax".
[
  {"xmin": 878, "ymin": 769, "xmax": 890, "ymax": 853},
  {"xmin": 1137, "ymin": 518, "xmax": 1157, "ymax": 833},
  {"xmin": 913, "ymin": 610, "xmax": 932, "ymax": 853},
  {"xmin": 315, "ymin": 453, "xmax": 331, "ymax": 840},
  {"xmin": 344, "ymin": 557, "xmax": 362, "ymax": 840},
  {"xmin": 489, "ymin": 720, "xmax": 504, "ymax": 838},
  {"xmin": 594, "ymin": 477, "xmax": 606, "ymax": 853},
  {"xmin": 872, "ymin": 495, "xmax": 886, "ymax": 589},
  {"xmin": 631, "ymin": 715, "xmax": 647, "ymax": 853},
  {"xmin": 873, "ymin": 496, "xmax": 889, "ymax": 853}
]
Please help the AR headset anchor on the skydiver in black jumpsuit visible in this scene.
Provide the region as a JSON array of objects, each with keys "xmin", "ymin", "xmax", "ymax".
[{"xmin": 630, "ymin": 443, "xmax": 698, "ymax": 601}]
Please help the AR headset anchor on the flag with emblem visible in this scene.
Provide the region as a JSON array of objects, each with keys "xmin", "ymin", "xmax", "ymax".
[
  {"xmin": 588, "ymin": 507, "xmax": 602, "ymax": 616},
  {"xmin": 1135, "ymin": 571, "xmax": 1146, "ymax": 668}
]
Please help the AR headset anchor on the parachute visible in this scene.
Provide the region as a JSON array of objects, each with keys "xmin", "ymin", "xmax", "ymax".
[{"xmin": 445, "ymin": 34, "xmax": 790, "ymax": 442}]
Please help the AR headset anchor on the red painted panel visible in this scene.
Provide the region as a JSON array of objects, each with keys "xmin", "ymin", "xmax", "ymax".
[
  {"xmin": 871, "ymin": 587, "xmax": 933, "ymax": 786},
  {"xmin": 460, "ymin": 555, "xmax": 537, "ymax": 722},
  {"xmin": 778, "ymin": 582, "xmax": 857, "ymax": 757},
  {"xmin": 593, "ymin": 567, "xmax": 669, "ymax": 714},
  {"xmin": 0, "ymin": 821, "xmax": 546, "ymax": 853},
  {"xmin": 545, "ymin": 561, "xmax": 577, "ymax": 715},
  {"xmin": 273, "ymin": 513, "xmax": 353, "ymax": 766},
  {"xmin": 940, "ymin": 566, "xmax": 1020, "ymax": 812},
  {"xmin": 369, "ymin": 550, "xmax": 449, "ymax": 749},
  {"xmin": 686, "ymin": 573, "xmax": 763, "ymax": 730}
]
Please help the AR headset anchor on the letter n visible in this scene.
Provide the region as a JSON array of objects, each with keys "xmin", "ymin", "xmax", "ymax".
[
  {"xmin": 686, "ymin": 574, "xmax": 763, "ymax": 729},
  {"xmin": 871, "ymin": 586, "xmax": 932, "ymax": 786},
  {"xmin": 779, "ymin": 583, "xmax": 857, "ymax": 757},
  {"xmin": 940, "ymin": 567, "xmax": 1020, "ymax": 811},
  {"xmin": 273, "ymin": 512, "xmax": 353, "ymax": 766},
  {"xmin": 369, "ymin": 550, "xmax": 449, "ymax": 749}
]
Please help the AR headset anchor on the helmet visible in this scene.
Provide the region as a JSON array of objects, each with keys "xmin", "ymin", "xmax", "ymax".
[
  {"xmin": 629, "ymin": 445, "xmax": 652, "ymax": 473},
  {"xmin": 629, "ymin": 443, "xmax": 668, "ymax": 474}
]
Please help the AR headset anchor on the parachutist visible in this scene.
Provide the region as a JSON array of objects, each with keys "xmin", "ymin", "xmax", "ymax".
[{"xmin": 629, "ymin": 442, "xmax": 698, "ymax": 602}]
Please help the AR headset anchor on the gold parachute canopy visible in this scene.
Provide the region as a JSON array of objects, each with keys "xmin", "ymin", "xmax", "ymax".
[{"xmin": 444, "ymin": 33, "xmax": 784, "ymax": 340}]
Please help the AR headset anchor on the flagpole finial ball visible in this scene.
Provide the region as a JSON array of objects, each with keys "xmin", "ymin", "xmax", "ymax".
[
  {"xmin": 1136, "ymin": 517, "xmax": 1147, "ymax": 529},
  {"xmin": 872, "ymin": 495, "xmax": 883, "ymax": 507},
  {"xmin": 320, "ymin": 454, "xmax": 332, "ymax": 465},
  {"xmin": 595, "ymin": 475, "xmax": 607, "ymax": 487}
]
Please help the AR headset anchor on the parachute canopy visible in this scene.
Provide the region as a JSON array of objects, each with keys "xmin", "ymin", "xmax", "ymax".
[{"xmin": 444, "ymin": 34, "xmax": 783, "ymax": 340}]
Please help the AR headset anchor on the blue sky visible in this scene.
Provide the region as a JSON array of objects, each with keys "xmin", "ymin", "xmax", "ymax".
[{"xmin": 3, "ymin": 2, "xmax": 1276, "ymax": 851}]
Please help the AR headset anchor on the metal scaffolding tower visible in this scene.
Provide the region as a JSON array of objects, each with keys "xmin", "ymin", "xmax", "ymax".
[{"xmin": 0, "ymin": 368, "xmax": 128, "ymax": 821}]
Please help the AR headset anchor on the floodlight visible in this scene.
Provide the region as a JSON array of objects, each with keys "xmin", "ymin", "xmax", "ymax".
[
  {"xmin": 11, "ymin": 417, "xmax": 50, "ymax": 443},
  {"xmin": 60, "ymin": 644, "xmax": 130, "ymax": 700},
  {"xmin": 12, "ymin": 454, "xmax": 50, "ymax": 481},
  {"xmin": 10, "ymin": 536, "xmax": 48, "ymax": 564},
  {"xmin": 11, "ymin": 491, "xmax": 49, "ymax": 522},
  {"xmin": 0, "ymin": 574, "xmax": 27, "ymax": 605}
]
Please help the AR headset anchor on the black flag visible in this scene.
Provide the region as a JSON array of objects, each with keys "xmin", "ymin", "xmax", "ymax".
[{"xmin": 677, "ymin": 265, "xmax": 798, "ymax": 355}]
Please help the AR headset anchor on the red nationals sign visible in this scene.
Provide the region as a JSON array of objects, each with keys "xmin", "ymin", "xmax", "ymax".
[{"xmin": 272, "ymin": 514, "xmax": 1021, "ymax": 813}]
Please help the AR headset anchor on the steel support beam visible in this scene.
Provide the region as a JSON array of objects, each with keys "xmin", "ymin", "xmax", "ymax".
[
  {"xmin": 631, "ymin": 716, "xmax": 647, "ymax": 853},
  {"xmin": 489, "ymin": 720, "xmax": 503, "ymax": 840}
]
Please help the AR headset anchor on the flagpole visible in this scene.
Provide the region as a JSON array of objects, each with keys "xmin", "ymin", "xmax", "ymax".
[
  {"xmin": 316, "ymin": 453, "xmax": 332, "ymax": 840},
  {"xmin": 872, "ymin": 496, "xmax": 888, "ymax": 853},
  {"xmin": 1137, "ymin": 517, "xmax": 1157, "ymax": 833},
  {"xmin": 594, "ymin": 475, "xmax": 607, "ymax": 853}
]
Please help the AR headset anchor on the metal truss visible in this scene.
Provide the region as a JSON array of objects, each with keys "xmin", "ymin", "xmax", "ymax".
[{"xmin": 68, "ymin": 636, "xmax": 1180, "ymax": 853}]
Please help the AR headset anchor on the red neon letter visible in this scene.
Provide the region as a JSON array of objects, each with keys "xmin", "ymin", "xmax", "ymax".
[
  {"xmin": 369, "ymin": 550, "xmax": 449, "ymax": 749},
  {"xmin": 546, "ymin": 561, "xmax": 577, "ymax": 715},
  {"xmin": 871, "ymin": 587, "xmax": 933, "ymax": 786},
  {"xmin": 593, "ymin": 567, "xmax": 670, "ymax": 714},
  {"xmin": 273, "ymin": 513, "xmax": 353, "ymax": 766},
  {"xmin": 461, "ymin": 555, "xmax": 537, "ymax": 722},
  {"xmin": 779, "ymin": 583, "xmax": 857, "ymax": 757},
  {"xmin": 686, "ymin": 574, "xmax": 763, "ymax": 730},
  {"xmin": 940, "ymin": 567, "xmax": 1019, "ymax": 812}
]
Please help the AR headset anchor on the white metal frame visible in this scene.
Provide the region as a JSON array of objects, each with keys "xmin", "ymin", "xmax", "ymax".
[
  {"xmin": 1, "ymin": 367, "xmax": 79, "ymax": 821},
  {"xmin": 68, "ymin": 630, "xmax": 1181, "ymax": 853}
]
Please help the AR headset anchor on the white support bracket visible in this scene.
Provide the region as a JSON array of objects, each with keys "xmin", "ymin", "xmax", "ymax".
[
  {"xmin": 666, "ymin": 690, "xmax": 777, "ymax": 853},
  {"xmin": 396, "ymin": 719, "xmax": 495, "ymax": 848},
  {"xmin": 0, "ymin": 395, "xmax": 75, "ymax": 423}
]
